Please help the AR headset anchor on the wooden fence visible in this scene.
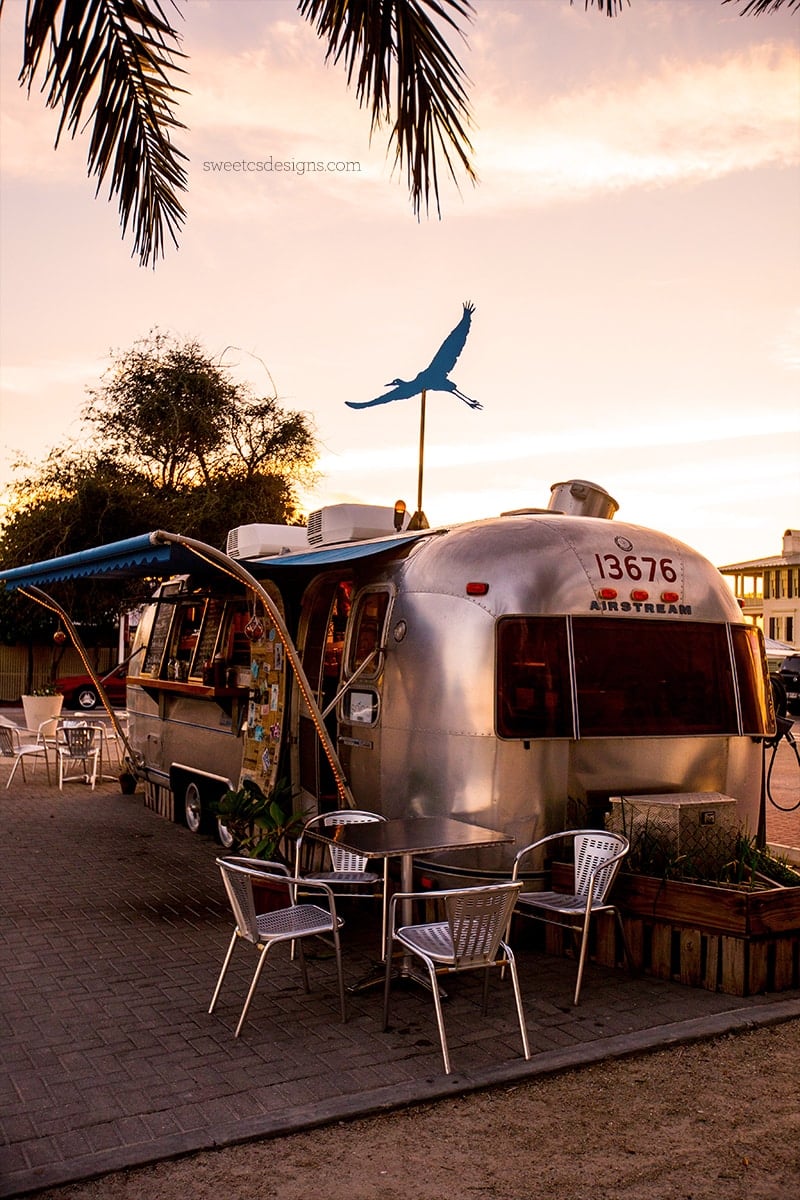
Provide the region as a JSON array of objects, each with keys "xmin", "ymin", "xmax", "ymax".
[{"xmin": 0, "ymin": 644, "xmax": 116, "ymax": 703}]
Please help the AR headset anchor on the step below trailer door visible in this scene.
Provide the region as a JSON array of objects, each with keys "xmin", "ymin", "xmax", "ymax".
[{"xmin": 296, "ymin": 575, "xmax": 352, "ymax": 812}]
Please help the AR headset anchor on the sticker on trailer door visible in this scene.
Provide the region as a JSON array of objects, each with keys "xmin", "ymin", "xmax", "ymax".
[{"xmin": 240, "ymin": 582, "xmax": 287, "ymax": 797}]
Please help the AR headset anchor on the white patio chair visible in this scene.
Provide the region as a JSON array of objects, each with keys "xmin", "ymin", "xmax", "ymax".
[
  {"xmin": 2, "ymin": 720, "xmax": 54, "ymax": 787},
  {"xmin": 56, "ymin": 722, "xmax": 101, "ymax": 790},
  {"xmin": 509, "ymin": 829, "xmax": 632, "ymax": 1006},
  {"xmin": 294, "ymin": 809, "xmax": 389, "ymax": 957},
  {"xmin": 209, "ymin": 857, "xmax": 347, "ymax": 1038},
  {"xmin": 382, "ymin": 882, "xmax": 529, "ymax": 1075}
]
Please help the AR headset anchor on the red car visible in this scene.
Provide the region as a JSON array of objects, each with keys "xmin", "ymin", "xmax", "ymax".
[{"xmin": 55, "ymin": 664, "xmax": 127, "ymax": 710}]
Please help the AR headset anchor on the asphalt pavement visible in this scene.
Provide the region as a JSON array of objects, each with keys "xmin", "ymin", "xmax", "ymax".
[{"xmin": 1, "ymin": 712, "xmax": 798, "ymax": 1198}]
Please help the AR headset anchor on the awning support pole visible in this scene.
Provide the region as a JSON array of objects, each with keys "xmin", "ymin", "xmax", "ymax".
[{"xmin": 19, "ymin": 585, "xmax": 136, "ymax": 769}]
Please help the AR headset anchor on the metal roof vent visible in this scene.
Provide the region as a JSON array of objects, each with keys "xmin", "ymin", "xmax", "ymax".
[
  {"xmin": 226, "ymin": 524, "xmax": 308, "ymax": 559},
  {"xmin": 548, "ymin": 479, "xmax": 619, "ymax": 520},
  {"xmin": 307, "ymin": 504, "xmax": 407, "ymax": 546}
]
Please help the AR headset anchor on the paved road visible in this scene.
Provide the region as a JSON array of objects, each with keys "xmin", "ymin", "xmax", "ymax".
[{"xmin": 0, "ymin": 715, "xmax": 798, "ymax": 1198}]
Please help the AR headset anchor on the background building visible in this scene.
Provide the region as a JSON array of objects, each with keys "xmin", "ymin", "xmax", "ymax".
[{"xmin": 719, "ymin": 530, "xmax": 800, "ymax": 657}]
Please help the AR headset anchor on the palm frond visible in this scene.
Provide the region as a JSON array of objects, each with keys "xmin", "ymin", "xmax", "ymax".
[
  {"xmin": 723, "ymin": 0, "xmax": 800, "ymax": 12},
  {"xmin": 16, "ymin": 0, "xmax": 188, "ymax": 266},
  {"xmin": 579, "ymin": 1, "xmax": 630, "ymax": 13},
  {"xmin": 298, "ymin": 0, "xmax": 476, "ymax": 218}
]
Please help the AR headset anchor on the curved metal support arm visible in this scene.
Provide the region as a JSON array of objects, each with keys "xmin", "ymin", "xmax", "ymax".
[
  {"xmin": 321, "ymin": 648, "xmax": 379, "ymax": 721},
  {"xmin": 19, "ymin": 586, "xmax": 136, "ymax": 768}
]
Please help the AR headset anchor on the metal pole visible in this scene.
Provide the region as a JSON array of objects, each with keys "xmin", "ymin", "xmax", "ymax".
[
  {"xmin": 20, "ymin": 586, "xmax": 136, "ymax": 768},
  {"xmin": 417, "ymin": 388, "xmax": 426, "ymax": 516}
]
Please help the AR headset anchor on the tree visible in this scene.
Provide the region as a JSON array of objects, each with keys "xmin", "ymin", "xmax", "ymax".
[
  {"xmin": 1, "ymin": 0, "xmax": 794, "ymax": 266},
  {"xmin": 0, "ymin": 451, "xmax": 159, "ymax": 653},
  {"xmin": 85, "ymin": 331, "xmax": 237, "ymax": 491},
  {"xmin": 83, "ymin": 330, "xmax": 318, "ymax": 499},
  {"xmin": 0, "ymin": 334, "xmax": 318, "ymax": 649}
]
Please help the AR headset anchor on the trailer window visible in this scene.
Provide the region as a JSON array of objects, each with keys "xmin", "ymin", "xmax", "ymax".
[
  {"xmin": 731, "ymin": 625, "xmax": 774, "ymax": 736},
  {"xmin": 346, "ymin": 589, "xmax": 391, "ymax": 678},
  {"xmin": 496, "ymin": 618, "xmax": 573, "ymax": 738},
  {"xmin": 572, "ymin": 618, "xmax": 738, "ymax": 736},
  {"xmin": 169, "ymin": 601, "xmax": 203, "ymax": 679}
]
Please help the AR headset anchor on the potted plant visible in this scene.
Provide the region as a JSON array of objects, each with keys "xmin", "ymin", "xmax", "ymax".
[
  {"xmin": 211, "ymin": 778, "xmax": 304, "ymax": 912},
  {"xmin": 21, "ymin": 685, "xmax": 64, "ymax": 732}
]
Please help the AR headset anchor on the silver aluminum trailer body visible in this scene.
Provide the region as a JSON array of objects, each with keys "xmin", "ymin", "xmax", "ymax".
[
  {"xmin": 124, "ymin": 496, "xmax": 773, "ymax": 876},
  {"xmin": 301, "ymin": 513, "xmax": 769, "ymax": 878}
]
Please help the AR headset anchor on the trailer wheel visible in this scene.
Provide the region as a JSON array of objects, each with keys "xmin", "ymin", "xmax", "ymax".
[
  {"xmin": 183, "ymin": 780, "xmax": 204, "ymax": 834},
  {"xmin": 216, "ymin": 818, "xmax": 235, "ymax": 848}
]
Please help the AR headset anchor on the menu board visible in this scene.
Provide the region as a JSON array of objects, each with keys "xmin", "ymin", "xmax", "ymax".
[
  {"xmin": 141, "ymin": 602, "xmax": 173, "ymax": 675},
  {"xmin": 141, "ymin": 583, "xmax": 182, "ymax": 675}
]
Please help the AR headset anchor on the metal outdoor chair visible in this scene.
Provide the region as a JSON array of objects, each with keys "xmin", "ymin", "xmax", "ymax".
[
  {"xmin": 383, "ymin": 882, "xmax": 530, "ymax": 1075},
  {"xmin": 209, "ymin": 856, "xmax": 347, "ymax": 1038},
  {"xmin": 1, "ymin": 720, "xmax": 53, "ymax": 787},
  {"xmin": 294, "ymin": 810, "xmax": 389, "ymax": 957},
  {"xmin": 55, "ymin": 722, "xmax": 101, "ymax": 790},
  {"xmin": 509, "ymin": 829, "xmax": 632, "ymax": 1006}
]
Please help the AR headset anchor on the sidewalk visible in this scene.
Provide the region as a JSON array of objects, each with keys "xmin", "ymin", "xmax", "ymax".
[{"xmin": 0, "ymin": 727, "xmax": 798, "ymax": 1199}]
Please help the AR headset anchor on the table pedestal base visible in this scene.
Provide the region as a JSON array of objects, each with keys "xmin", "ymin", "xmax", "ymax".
[{"xmin": 347, "ymin": 953, "xmax": 446, "ymax": 998}]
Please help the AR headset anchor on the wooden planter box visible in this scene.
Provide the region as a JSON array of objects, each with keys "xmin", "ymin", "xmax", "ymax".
[{"xmin": 546, "ymin": 864, "xmax": 800, "ymax": 997}]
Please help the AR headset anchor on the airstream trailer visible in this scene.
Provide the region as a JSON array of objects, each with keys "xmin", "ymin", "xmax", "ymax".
[{"xmin": 117, "ymin": 479, "xmax": 774, "ymax": 881}]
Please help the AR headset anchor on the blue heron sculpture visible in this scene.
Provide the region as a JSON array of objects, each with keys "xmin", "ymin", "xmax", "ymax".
[{"xmin": 346, "ymin": 302, "xmax": 481, "ymax": 410}]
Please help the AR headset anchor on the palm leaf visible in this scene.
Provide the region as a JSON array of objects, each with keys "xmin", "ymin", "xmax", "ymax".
[
  {"xmin": 298, "ymin": 0, "xmax": 477, "ymax": 217},
  {"xmin": 723, "ymin": 0, "xmax": 800, "ymax": 12},
  {"xmin": 15, "ymin": 0, "xmax": 188, "ymax": 267}
]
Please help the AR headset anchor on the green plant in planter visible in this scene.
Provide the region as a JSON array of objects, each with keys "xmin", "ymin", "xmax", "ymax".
[
  {"xmin": 723, "ymin": 833, "xmax": 800, "ymax": 889},
  {"xmin": 212, "ymin": 777, "xmax": 303, "ymax": 864},
  {"xmin": 29, "ymin": 684, "xmax": 59, "ymax": 696}
]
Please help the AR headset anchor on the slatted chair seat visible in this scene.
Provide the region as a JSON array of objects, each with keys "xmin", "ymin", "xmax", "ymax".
[
  {"xmin": 2, "ymin": 720, "xmax": 53, "ymax": 787},
  {"xmin": 303, "ymin": 868, "xmax": 383, "ymax": 884},
  {"xmin": 510, "ymin": 829, "xmax": 632, "ymax": 1006},
  {"xmin": 209, "ymin": 856, "xmax": 347, "ymax": 1038},
  {"xmin": 254, "ymin": 902, "xmax": 336, "ymax": 940},
  {"xmin": 384, "ymin": 882, "xmax": 530, "ymax": 1075},
  {"xmin": 295, "ymin": 810, "xmax": 389, "ymax": 956},
  {"xmin": 56, "ymin": 722, "xmax": 101, "ymax": 790}
]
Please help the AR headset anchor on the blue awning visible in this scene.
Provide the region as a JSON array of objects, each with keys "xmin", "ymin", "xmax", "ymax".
[
  {"xmin": 253, "ymin": 531, "xmax": 430, "ymax": 570},
  {"xmin": 0, "ymin": 530, "xmax": 432, "ymax": 591},
  {"xmin": 0, "ymin": 533, "xmax": 185, "ymax": 591}
]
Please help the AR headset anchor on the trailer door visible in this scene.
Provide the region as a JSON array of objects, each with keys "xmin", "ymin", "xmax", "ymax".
[{"xmin": 296, "ymin": 575, "xmax": 352, "ymax": 811}]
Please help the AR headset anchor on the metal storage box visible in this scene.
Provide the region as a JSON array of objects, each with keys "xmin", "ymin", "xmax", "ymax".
[{"xmin": 608, "ymin": 792, "xmax": 740, "ymax": 880}]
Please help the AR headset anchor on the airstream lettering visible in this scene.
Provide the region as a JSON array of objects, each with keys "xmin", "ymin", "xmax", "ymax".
[{"xmin": 116, "ymin": 479, "xmax": 774, "ymax": 880}]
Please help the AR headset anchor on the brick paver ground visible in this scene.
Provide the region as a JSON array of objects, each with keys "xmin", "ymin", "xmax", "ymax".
[{"xmin": 1, "ymin": 717, "xmax": 798, "ymax": 1199}]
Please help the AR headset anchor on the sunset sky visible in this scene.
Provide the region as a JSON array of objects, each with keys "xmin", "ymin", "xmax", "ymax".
[{"xmin": 1, "ymin": 0, "xmax": 798, "ymax": 569}]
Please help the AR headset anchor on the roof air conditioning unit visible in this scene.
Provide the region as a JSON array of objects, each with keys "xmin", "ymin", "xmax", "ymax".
[
  {"xmin": 226, "ymin": 524, "xmax": 309, "ymax": 559},
  {"xmin": 307, "ymin": 504, "xmax": 405, "ymax": 546}
]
